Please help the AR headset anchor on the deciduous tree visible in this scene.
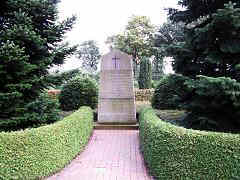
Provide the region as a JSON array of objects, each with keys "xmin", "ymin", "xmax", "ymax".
[
  {"xmin": 106, "ymin": 15, "xmax": 163, "ymax": 87},
  {"xmin": 77, "ymin": 40, "xmax": 101, "ymax": 74},
  {"xmin": 106, "ymin": 15, "xmax": 155, "ymax": 62}
]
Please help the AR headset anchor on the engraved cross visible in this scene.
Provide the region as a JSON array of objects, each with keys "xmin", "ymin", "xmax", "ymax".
[{"xmin": 112, "ymin": 56, "xmax": 120, "ymax": 69}]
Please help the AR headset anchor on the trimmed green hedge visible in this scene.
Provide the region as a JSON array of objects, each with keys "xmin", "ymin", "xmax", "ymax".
[
  {"xmin": 139, "ymin": 108, "xmax": 240, "ymax": 179},
  {"xmin": 0, "ymin": 106, "xmax": 93, "ymax": 179}
]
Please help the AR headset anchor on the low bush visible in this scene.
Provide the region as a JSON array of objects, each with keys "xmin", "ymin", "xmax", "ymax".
[
  {"xmin": 0, "ymin": 106, "xmax": 93, "ymax": 179},
  {"xmin": 0, "ymin": 93, "xmax": 60, "ymax": 131},
  {"xmin": 139, "ymin": 107, "xmax": 240, "ymax": 179},
  {"xmin": 59, "ymin": 76, "xmax": 98, "ymax": 111},
  {"xmin": 151, "ymin": 74, "xmax": 190, "ymax": 110}
]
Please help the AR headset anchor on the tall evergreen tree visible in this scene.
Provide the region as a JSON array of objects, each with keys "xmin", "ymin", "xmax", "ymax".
[
  {"xmin": 164, "ymin": 1, "xmax": 240, "ymax": 131},
  {"xmin": 155, "ymin": 20, "xmax": 185, "ymax": 50},
  {"xmin": 169, "ymin": 0, "xmax": 240, "ymax": 24},
  {"xmin": 0, "ymin": 0, "xmax": 77, "ymax": 120},
  {"xmin": 138, "ymin": 57, "xmax": 152, "ymax": 89},
  {"xmin": 168, "ymin": 1, "xmax": 240, "ymax": 80}
]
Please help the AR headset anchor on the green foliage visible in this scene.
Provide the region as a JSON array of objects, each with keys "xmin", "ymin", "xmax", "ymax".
[
  {"xmin": 151, "ymin": 53, "xmax": 164, "ymax": 80},
  {"xmin": 0, "ymin": 0, "xmax": 77, "ymax": 125},
  {"xmin": 106, "ymin": 15, "xmax": 164, "ymax": 77},
  {"xmin": 91, "ymin": 72, "xmax": 100, "ymax": 83},
  {"xmin": 0, "ymin": 93, "xmax": 60, "ymax": 132},
  {"xmin": 134, "ymin": 80, "xmax": 139, "ymax": 88},
  {"xmin": 22, "ymin": 93, "xmax": 60, "ymax": 126},
  {"xmin": 48, "ymin": 69, "xmax": 100, "ymax": 89},
  {"xmin": 155, "ymin": 20, "xmax": 185, "ymax": 53},
  {"xmin": 106, "ymin": 15, "xmax": 155, "ymax": 60},
  {"xmin": 151, "ymin": 74, "xmax": 190, "ymax": 110},
  {"xmin": 183, "ymin": 76, "xmax": 240, "ymax": 131},
  {"xmin": 48, "ymin": 69, "xmax": 82, "ymax": 89},
  {"xmin": 77, "ymin": 40, "xmax": 101, "ymax": 74},
  {"xmin": 139, "ymin": 107, "xmax": 240, "ymax": 179},
  {"xmin": 0, "ymin": 106, "xmax": 93, "ymax": 179},
  {"xmin": 168, "ymin": 2, "xmax": 240, "ymax": 80},
  {"xmin": 59, "ymin": 76, "xmax": 98, "ymax": 111},
  {"xmin": 164, "ymin": 1, "xmax": 240, "ymax": 131},
  {"xmin": 168, "ymin": 0, "xmax": 240, "ymax": 24},
  {"xmin": 151, "ymin": 80, "xmax": 159, "ymax": 89},
  {"xmin": 138, "ymin": 57, "xmax": 152, "ymax": 89}
]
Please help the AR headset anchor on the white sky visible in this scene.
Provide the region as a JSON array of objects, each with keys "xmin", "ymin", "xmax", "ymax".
[{"xmin": 54, "ymin": 0, "xmax": 179, "ymax": 73}]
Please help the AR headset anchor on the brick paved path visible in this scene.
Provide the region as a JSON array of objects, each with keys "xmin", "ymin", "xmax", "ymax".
[{"xmin": 47, "ymin": 130, "xmax": 153, "ymax": 180}]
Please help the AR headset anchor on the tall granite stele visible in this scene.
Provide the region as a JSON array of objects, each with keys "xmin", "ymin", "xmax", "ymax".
[{"xmin": 98, "ymin": 49, "xmax": 136, "ymax": 124}]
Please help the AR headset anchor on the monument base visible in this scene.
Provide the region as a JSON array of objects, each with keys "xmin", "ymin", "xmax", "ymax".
[
  {"xmin": 98, "ymin": 113, "xmax": 136, "ymax": 124},
  {"xmin": 98, "ymin": 98, "xmax": 136, "ymax": 124},
  {"xmin": 97, "ymin": 122, "xmax": 137, "ymax": 125},
  {"xmin": 94, "ymin": 122, "xmax": 139, "ymax": 130}
]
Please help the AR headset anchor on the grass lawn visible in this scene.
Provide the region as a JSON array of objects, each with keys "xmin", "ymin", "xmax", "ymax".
[
  {"xmin": 154, "ymin": 109, "xmax": 187, "ymax": 127},
  {"xmin": 59, "ymin": 110, "xmax": 75, "ymax": 120},
  {"xmin": 136, "ymin": 101, "xmax": 187, "ymax": 127}
]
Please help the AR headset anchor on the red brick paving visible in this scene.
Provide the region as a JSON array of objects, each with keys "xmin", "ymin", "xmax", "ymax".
[{"xmin": 47, "ymin": 130, "xmax": 153, "ymax": 180}]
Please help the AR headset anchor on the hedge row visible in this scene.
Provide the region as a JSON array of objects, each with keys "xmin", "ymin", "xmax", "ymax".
[
  {"xmin": 0, "ymin": 106, "xmax": 93, "ymax": 179},
  {"xmin": 139, "ymin": 108, "xmax": 240, "ymax": 179}
]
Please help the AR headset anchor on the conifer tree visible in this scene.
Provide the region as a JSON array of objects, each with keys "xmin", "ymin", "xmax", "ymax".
[
  {"xmin": 0, "ymin": 0, "xmax": 77, "ymax": 121},
  {"xmin": 164, "ymin": 1, "xmax": 240, "ymax": 130},
  {"xmin": 169, "ymin": 0, "xmax": 240, "ymax": 24},
  {"xmin": 138, "ymin": 57, "xmax": 152, "ymax": 89},
  {"xmin": 168, "ymin": 1, "xmax": 240, "ymax": 80}
]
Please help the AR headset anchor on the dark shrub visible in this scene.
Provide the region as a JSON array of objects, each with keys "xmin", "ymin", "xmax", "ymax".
[
  {"xmin": 151, "ymin": 74, "xmax": 190, "ymax": 110},
  {"xmin": 59, "ymin": 76, "xmax": 98, "ymax": 111},
  {"xmin": 183, "ymin": 75, "xmax": 240, "ymax": 132},
  {"xmin": 0, "ymin": 93, "xmax": 60, "ymax": 131},
  {"xmin": 48, "ymin": 69, "xmax": 82, "ymax": 89},
  {"xmin": 23, "ymin": 93, "xmax": 60, "ymax": 124}
]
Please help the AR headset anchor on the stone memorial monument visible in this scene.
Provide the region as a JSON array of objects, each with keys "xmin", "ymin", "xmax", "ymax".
[{"xmin": 98, "ymin": 49, "xmax": 136, "ymax": 124}]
